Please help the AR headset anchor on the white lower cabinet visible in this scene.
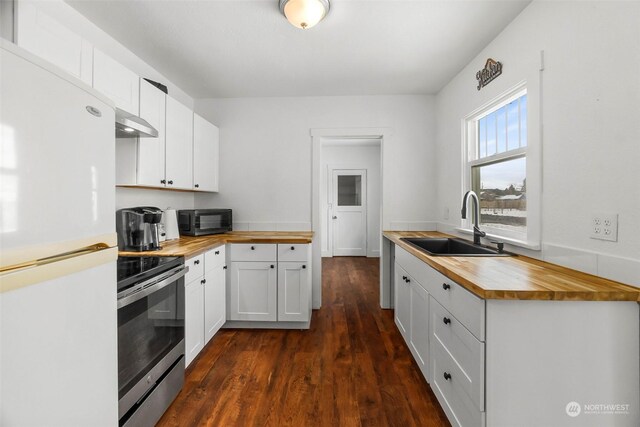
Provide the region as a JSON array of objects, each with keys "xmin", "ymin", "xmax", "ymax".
[
  {"xmin": 184, "ymin": 246, "xmax": 227, "ymax": 367},
  {"xmin": 228, "ymin": 243, "xmax": 312, "ymax": 326},
  {"xmin": 393, "ymin": 244, "xmax": 639, "ymax": 427},
  {"xmin": 185, "ymin": 276, "xmax": 205, "ymax": 367},
  {"xmin": 277, "ymin": 262, "xmax": 310, "ymax": 322},
  {"xmin": 229, "ymin": 261, "xmax": 277, "ymax": 321}
]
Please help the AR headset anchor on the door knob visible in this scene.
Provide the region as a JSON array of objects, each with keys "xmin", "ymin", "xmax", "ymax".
[{"xmin": 332, "ymin": 216, "xmax": 337, "ymax": 219}]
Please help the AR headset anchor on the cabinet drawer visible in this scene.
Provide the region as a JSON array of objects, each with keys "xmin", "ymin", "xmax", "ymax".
[
  {"xmin": 431, "ymin": 297, "xmax": 484, "ymax": 411},
  {"xmin": 184, "ymin": 254, "xmax": 204, "ymax": 284},
  {"xmin": 428, "ymin": 267, "xmax": 485, "ymax": 341},
  {"xmin": 277, "ymin": 244, "xmax": 309, "ymax": 262},
  {"xmin": 432, "ymin": 337, "xmax": 486, "ymax": 427},
  {"xmin": 229, "ymin": 244, "xmax": 276, "ymax": 262},
  {"xmin": 205, "ymin": 245, "xmax": 226, "ymax": 270}
]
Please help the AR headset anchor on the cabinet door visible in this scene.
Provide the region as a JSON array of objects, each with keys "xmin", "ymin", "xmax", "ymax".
[
  {"xmin": 165, "ymin": 97, "xmax": 193, "ymax": 190},
  {"xmin": 16, "ymin": 3, "xmax": 93, "ymax": 85},
  {"xmin": 277, "ymin": 262, "xmax": 310, "ymax": 322},
  {"xmin": 394, "ymin": 263, "xmax": 411, "ymax": 341},
  {"xmin": 204, "ymin": 264, "xmax": 226, "ymax": 343},
  {"xmin": 185, "ymin": 278, "xmax": 204, "ymax": 367},
  {"xmin": 410, "ymin": 283, "xmax": 430, "ymax": 382},
  {"xmin": 92, "ymin": 49, "xmax": 139, "ymax": 114},
  {"xmin": 193, "ymin": 114, "xmax": 219, "ymax": 192},
  {"xmin": 229, "ymin": 262, "xmax": 276, "ymax": 321},
  {"xmin": 137, "ymin": 79, "xmax": 166, "ymax": 187}
]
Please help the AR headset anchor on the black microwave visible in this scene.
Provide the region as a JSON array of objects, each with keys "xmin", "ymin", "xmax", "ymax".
[{"xmin": 177, "ymin": 209, "xmax": 232, "ymax": 236}]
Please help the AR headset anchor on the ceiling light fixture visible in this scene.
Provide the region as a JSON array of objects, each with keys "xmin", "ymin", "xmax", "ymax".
[{"xmin": 279, "ymin": 0, "xmax": 330, "ymax": 30}]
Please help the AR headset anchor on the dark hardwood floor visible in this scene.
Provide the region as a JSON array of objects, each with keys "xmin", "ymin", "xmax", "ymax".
[{"xmin": 157, "ymin": 257, "xmax": 450, "ymax": 427}]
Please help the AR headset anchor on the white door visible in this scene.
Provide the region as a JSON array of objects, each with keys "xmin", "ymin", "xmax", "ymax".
[
  {"xmin": 137, "ymin": 78, "xmax": 166, "ymax": 187},
  {"xmin": 165, "ymin": 96, "xmax": 193, "ymax": 190},
  {"xmin": 409, "ymin": 282, "xmax": 430, "ymax": 382},
  {"xmin": 394, "ymin": 263, "xmax": 411, "ymax": 340},
  {"xmin": 277, "ymin": 262, "xmax": 310, "ymax": 322},
  {"xmin": 92, "ymin": 49, "xmax": 140, "ymax": 115},
  {"xmin": 229, "ymin": 262, "xmax": 277, "ymax": 321},
  {"xmin": 185, "ymin": 278, "xmax": 204, "ymax": 367},
  {"xmin": 204, "ymin": 246, "xmax": 226, "ymax": 343},
  {"xmin": 193, "ymin": 114, "xmax": 220, "ymax": 192},
  {"xmin": 331, "ymin": 169, "xmax": 367, "ymax": 256}
]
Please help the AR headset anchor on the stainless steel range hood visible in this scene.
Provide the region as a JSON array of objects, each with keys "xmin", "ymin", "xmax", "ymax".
[{"xmin": 115, "ymin": 108, "xmax": 159, "ymax": 138}]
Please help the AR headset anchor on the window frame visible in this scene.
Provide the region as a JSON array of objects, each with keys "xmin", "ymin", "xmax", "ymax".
[{"xmin": 461, "ymin": 81, "xmax": 541, "ymax": 249}]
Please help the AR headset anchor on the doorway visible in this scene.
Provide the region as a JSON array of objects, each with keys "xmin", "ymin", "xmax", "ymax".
[{"xmin": 330, "ymin": 169, "xmax": 367, "ymax": 256}]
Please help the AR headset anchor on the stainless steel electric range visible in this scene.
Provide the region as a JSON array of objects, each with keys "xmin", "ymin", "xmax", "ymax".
[{"xmin": 116, "ymin": 256, "xmax": 187, "ymax": 427}]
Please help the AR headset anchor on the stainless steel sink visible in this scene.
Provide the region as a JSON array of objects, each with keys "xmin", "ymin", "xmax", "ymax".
[{"xmin": 400, "ymin": 237, "xmax": 510, "ymax": 257}]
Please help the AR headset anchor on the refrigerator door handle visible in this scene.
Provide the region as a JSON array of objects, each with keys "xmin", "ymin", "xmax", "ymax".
[
  {"xmin": 0, "ymin": 243, "xmax": 112, "ymax": 275},
  {"xmin": 0, "ymin": 246, "xmax": 118, "ymax": 294}
]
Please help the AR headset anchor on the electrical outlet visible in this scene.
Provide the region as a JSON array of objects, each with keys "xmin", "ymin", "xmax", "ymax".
[{"xmin": 590, "ymin": 213, "xmax": 618, "ymax": 242}]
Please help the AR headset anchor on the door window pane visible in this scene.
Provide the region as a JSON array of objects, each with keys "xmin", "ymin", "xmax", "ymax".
[{"xmin": 337, "ymin": 175, "xmax": 362, "ymax": 206}]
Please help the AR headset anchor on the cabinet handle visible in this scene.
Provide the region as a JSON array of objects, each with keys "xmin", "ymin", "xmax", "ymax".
[
  {"xmin": 302, "ymin": 265, "xmax": 306, "ymax": 269},
  {"xmin": 251, "ymin": 246, "xmax": 255, "ymax": 250},
  {"xmin": 215, "ymin": 250, "xmax": 220, "ymax": 255},
  {"xmin": 270, "ymin": 265, "xmax": 274, "ymax": 269},
  {"xmin": 194, "ymin": 184, "xmax": 199, "ymax": 188},
  {"xmin": 443, "ymin": 372, "xmax": 452, "ymax": 381},
  {"xmin": 405, "ymin": 278, "xmax": 410, "ymax": 283},
  {"xmin": 168, "ymin": 180, "xmax": 173, "ymax": 185},
  {"xmin": 223, "ymin": 265, "xmax": 227, "ymax": 270},
  {"xmin": 443, "ymin": 317, "xmax": 451, "ymax": 325},
  {"xmin": 160, "ymin": 179, "xmax": 166, "ymax": 184},
  {"xmin": 200, "ymin": 279, "xmax": 206, "ymax": 284},
  {"xmin": 402, "ymin": 275, "xmax": 407, "ymax": 281},
  {"xmin": 442, "ymin": 283, "xmax": 451, "ymax": 290},
  {"xmin": 291, "ymin": 246, "xmax": 295, "ymax": 250},
  {"xmin": 194, "ymin": 260, "xmax": 200, "ymax": 265}
]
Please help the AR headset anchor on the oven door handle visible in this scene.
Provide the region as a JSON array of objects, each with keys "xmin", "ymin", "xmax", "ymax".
[{"xmin": 117, "ymin": 267, "xmax": 188, "ymax": 309}]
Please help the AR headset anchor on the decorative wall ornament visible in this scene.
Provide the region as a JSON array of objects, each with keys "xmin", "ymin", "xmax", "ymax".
[{"xmin": 476, "ymin": 58, "xmax": 503, "ymax": 91}]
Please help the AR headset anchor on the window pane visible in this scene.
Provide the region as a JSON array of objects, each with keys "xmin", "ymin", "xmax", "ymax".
[
  {"xmin": 496, "ymin": 106, "xmax": 506, "ymax": 154},
  {"xmin": 472, "ymin": 157, "xmax": 527, "ymax": 234},
  {"xmin": 486, "ymin": 112, "xmax": 496, "ymax": 157},
  {"xmin": 506, "ymin": 99, "xmax": 519, "ymax": 150},
  {"xmin": 478, "ymin": 117, "xmax": 486, "ymax": 158},
  {"xmin": 337, "ymin": 175, "xmax": 361, "ymax": 206},
  {"xmin": 519, "ymin": 95, "xmax": 527, "ymax": 147}
]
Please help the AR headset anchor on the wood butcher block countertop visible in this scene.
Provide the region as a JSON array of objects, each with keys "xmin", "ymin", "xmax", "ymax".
[
  {"xmin": 384, "ymin": 231, "xmax": 640, "ymax": 302},
  {"xmin": 119, "ymin": 231, "xmax": 313, "ymax": 258}
]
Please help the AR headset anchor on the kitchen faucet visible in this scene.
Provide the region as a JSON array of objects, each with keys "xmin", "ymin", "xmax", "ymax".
[{"xmin": 461, "ymin": 190, "xmax": 486, "ymax": 245}]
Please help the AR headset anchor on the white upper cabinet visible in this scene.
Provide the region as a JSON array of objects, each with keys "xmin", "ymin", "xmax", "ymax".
[
  {"xmin": 165, "ymin": 96, "xmax": 193, "ymax": 190},
  {"xmin": 137, "ymin": 79, "xmax": 166, "ymax": 187},
  {"xmin": 193, "ymin": 113, "xmax": 220, "ymax": 192},
  {"xmin": 92, "ymin": 49, "xmax": 139, "ymax": 114},
  {"xmin": 16, "ymin": 3, "xmax": 93, "ymax": 85}
]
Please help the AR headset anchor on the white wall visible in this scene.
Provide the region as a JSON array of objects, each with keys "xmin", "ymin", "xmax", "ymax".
[
  {"xmin": 194, "ymin": 95, "xmax": 436, "ymax": 233},
  {"xmin": 435, "ymin": 0, "xmax": 640, "ymax": 286},
  {"xmin": 321, "ymin": 143, "xmax": 381, "ymax": 258},
  {"xmin": 19, "ymin": 0, "xmax": 196, "ymax": 211}
]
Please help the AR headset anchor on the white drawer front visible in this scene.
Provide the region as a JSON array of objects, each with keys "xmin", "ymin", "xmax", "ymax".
[
  {"xmin": 205, "ymin": 245, "xmax": 226, "ymax": 270},
  {"xmin": 431, "ymin": 297, "xmax": 484, "ymax": 411},
  {"xmin": 432, "ymin": 338, "xmax": 486, "ymax": 427},
  {"xmin": 229, "ymin": 243, "xmax": 276, "ymax": 262},
  {"xmin": 185, "ymin": 254, "xmax": 204, "ymax": 284},
  {"xmin": 277, "ymin": 243, "xmax": 309, "ymax": 262},
  {"xmin": 428, "ymin": 267, "xmax": 485, "ymax": 341}
]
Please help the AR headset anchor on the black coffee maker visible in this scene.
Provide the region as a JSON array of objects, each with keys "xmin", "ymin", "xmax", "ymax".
[{"xmin": 116, "ymin": 207, "xmax": 163, "ymax": 251}]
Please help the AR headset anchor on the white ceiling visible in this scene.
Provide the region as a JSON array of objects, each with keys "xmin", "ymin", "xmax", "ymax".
[{"xmin": 66, "ymin": 0, "xmax": 531, "ymax": 99}]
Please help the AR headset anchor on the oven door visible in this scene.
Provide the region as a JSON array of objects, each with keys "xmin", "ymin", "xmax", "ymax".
[
  {"xmin": 117, "ymin": 267, "xmax": 186, "ymax": 419},
  {"xmin": 195, "ymin": 211, "xmax": 231, "ymax": 234}
]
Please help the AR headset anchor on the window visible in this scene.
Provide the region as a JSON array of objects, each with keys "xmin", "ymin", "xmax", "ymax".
[{"xmin": 466, "ymin": 89, "xmax": 529, "ymax": 242}]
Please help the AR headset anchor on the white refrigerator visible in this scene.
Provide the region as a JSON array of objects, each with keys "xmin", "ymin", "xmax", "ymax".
[{"xmin": 0, "ymin": 41, "xmax": 119, "ymax": 426}]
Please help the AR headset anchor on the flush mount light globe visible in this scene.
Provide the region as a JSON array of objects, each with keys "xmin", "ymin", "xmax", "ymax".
[{"xmin": 279, "ymin": 0, "xmax": 330, "ymax": 30}]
